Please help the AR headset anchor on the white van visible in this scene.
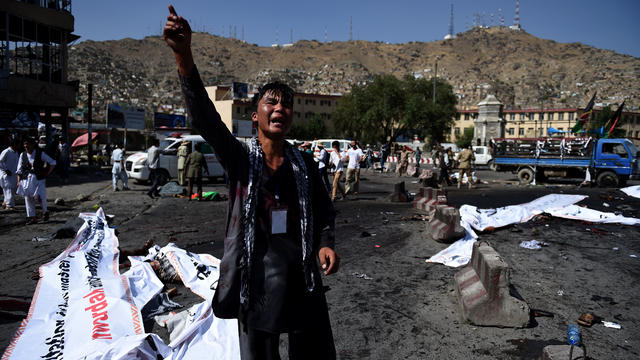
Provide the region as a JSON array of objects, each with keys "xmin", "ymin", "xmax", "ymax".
[
  {"xmin": 125, "ymin": 135, "xmax": 225, "ymax": 183},
  {"xmin": 312, "ymin": 139, "xmax": 351, "ymax": 156}
]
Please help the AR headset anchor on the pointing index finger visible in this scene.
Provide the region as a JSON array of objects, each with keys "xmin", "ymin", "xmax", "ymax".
[{"xmin": 168, "ymin": 4, "xmax": 178, "ymax": 16}]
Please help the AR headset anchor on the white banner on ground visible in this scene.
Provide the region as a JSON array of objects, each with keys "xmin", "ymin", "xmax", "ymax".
[
  {"xmin": 2, "ymin": 209, "xmax": 144, "ymax": 360},
  {"xmin": 621, "ymin": 185, "xmax": 640, "ymax": 199}
]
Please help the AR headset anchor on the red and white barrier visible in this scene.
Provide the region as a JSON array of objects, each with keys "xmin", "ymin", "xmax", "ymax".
[{"xmin": 413, "ymin": 187, "xmax": 446, "ymax": 212}]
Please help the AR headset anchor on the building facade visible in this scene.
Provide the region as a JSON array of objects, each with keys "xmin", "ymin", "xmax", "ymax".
[
  {"xmin": 450, "ymin": 106, "xmax": 640, "ymax": 143},
  {"xmin": 0, "ymin": 0, "xmax": 78, "ymax": 145},
  {"xmin": 205, "ymin": 85, "xmax": 342, "ymax": 137}
]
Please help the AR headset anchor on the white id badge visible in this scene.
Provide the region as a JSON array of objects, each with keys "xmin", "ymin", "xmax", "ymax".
[{"xmin": 271, "ymin": 207, "xmax": 288, "ymax": 234}]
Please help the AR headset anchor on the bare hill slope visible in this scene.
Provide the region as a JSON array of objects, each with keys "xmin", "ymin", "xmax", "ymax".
[{"xmin": 69, "ymin": 27, "xmax": 639, "ymax": 116}]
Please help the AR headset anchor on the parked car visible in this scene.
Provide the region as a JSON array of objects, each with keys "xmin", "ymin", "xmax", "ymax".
[{"xmin": 125, "ymin": 135, "xmax": 225, "ymax": 184}]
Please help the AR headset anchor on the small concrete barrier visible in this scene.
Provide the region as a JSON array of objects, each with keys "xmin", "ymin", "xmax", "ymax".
[
  {"xmin": 427, "ymin": 205, "xmax": 465, "ymax": 243},
  {"xmin": 454, "ymin": 242, "xmax": 530, "ymax": 328},
  {"xmin": 542, "ymin": 345, "xmax": 584, "ymax": 360},
  {"xmin": 388, "ymin": 181, "xmax": 410, "ymax": 202},
  {"xmin": 413, "ymin": 187, "xmax": 446, "ymax": 212}
]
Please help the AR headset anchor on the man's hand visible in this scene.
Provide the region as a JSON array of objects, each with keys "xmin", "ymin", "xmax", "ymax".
[
  {"xmin": 163, "ymin": 5, "xmax": 194, "ymax": 75},
  {"xmin": 318, "ymin": 247, "xmax": 339, "ymax": 275},
  {"xmin": 164, "ymin": 5, "xmax": 191, "ymax": 54}
]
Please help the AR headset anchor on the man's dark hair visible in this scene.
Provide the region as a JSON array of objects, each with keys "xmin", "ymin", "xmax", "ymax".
[
  {"xmin": 253, "ymin": 81, "xmax": 294, "ymax": 110},
  {"xmin": 153, "ymin": 139, "xmax": 160, "ymax": 146},
  {"xmin": 331, "ymin": 140, "xmax": 339, "ymax": 149},
  {"xmin": 194, "ymin": 142, "xmax": 201, "ymax": 152}
]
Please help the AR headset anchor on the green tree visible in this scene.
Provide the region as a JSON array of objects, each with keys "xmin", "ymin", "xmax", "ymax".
[
  {"xmin": 590, "ymin": 105, "xmax": 627, "ymax": 138},
  {"xmin": 332, "ymin": 74, "xmax": 457, "ymax": 145},
  {"xmin": 288, "ymin": 113, "xmax": 327, "ymax": 139},
  {"xmin": 455, "ymin": 126, "xmax": 474, "ymax": 148}
]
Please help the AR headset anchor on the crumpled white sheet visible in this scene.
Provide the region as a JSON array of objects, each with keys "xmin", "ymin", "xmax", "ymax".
[
  {"xmin": 621, "ymin": 185, "xmax": 640, "ymax": 199},
  {"xmin": 427, "ymin": 194, "xmax": 640, "ymax": 267}
]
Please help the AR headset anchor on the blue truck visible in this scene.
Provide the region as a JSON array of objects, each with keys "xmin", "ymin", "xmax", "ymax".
[{"xmin": 491, "ymin": 137, "xmax": 640, "ymax": 187}]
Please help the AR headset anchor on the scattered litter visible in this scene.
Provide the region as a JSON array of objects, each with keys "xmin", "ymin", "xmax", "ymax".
[
  {"xmin": 352, "ymin": 272, "xmax": 373, "ymax": 280},
  {"xmin": 602, "ymin": 321, "xmax": 622, "ymax": 329},
  {"xmin": 411, "ymin": 181, "xmax": 418, "ymax": 184},
  {"xmin": 519, "ymin": 240, "xmax": 548, "ymax": 250},
  {"xmin": 557, "ymin": 290, "xmax": 564, "ymax": 296},
  {"xmin": 603, "ymin": 202, "xmax": 610, "ymax": 207},
  {"xmin": 577, "ymin": 313, "xmax": 595, "ymax": 327},
  {"xmin": 375, "ymin": 245, "xmax": 381, "ymax": 248},
  {"xmin": 360, "ymin": 231, "xmax": 372, "ymax": 237},
  {"xmin": 544, "ymin": 224, "xmax": 549, "ymax": 227},
  {"xmin": 613, "ymin": 247, "xmax": 619, "ymax": 251},
  {"xmin": 631, "ymin": 255, "xmax": 637, "ymax": 258},
  {"xmin": 531, "ymin": 309, "xmax": 554, "ymax": 318}
]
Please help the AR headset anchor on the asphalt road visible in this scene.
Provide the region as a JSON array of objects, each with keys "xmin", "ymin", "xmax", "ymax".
[{"xmin": 1, "ymin": 166, "xmax": 639, "ymax": 359}]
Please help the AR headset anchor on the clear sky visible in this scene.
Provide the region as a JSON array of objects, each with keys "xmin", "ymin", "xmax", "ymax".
[{"xmin": 73, "ymin": 0, "xmax": 640, "ymax": 57}]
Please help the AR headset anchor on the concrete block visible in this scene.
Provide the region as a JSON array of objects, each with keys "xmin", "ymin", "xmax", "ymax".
[
  {"xmin": 388, "ymin": 181, "xmax": 410, "ymax": 202},
  {"xmin": 454, "ymin": 242, "xmax": 530, "ymax": 328},
  {"xmin": 413, "ymin": 187, "xmax": 446, "ymax": 212},
  {"xmin": 542, "ymin": 345, "xmax": 584, "ymax": 360},
  {"xmin": 427, "ymin": 205, "xmax": 465, "ymax": 243}
]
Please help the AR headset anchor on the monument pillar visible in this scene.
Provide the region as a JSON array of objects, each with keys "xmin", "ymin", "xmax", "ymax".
[{"xmin": 474, "ymin": 94, "xmax": 504, "ymax": 146}]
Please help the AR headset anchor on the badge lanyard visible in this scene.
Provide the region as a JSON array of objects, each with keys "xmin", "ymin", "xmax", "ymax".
[{"xmin": 265, "ymin": 155, "xmax": 288, "ymax": 234}]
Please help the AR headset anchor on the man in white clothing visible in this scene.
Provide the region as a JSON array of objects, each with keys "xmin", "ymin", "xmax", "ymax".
[
  {"xmin": 16, "ymin": 137, "xmax": 56, "ymax": 224},
  {"xmin": 111, "ymin": 143, "xmax": 129, "ymax": 191},
  {"xmin": 345, "ymin": 140, "xmax": 363, "ymax": 196},
  {"xmin": 315, "ymin": 142, "xmax": 331, "ymax": 193},
  {"xmin": 146, "ymin": 139, "xmax": 161, "ymax": 198},
  {"xmin": 329, "ymin": 140, "xmax": 346, "ymax": 201},
  {"xmin": 0, "ymin": 137, "xmax": 21, "ymax": 210}
]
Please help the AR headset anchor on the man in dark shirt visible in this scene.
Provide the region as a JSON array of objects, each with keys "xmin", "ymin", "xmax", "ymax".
[{"xmin": 164, "ymin": 5, "xmax": 339, "ymax": 359}]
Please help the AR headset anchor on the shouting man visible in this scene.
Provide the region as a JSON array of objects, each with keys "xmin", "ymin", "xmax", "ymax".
[{"xmin": 164, "ymin": 5, "xmax": 339, "ymax": 359}]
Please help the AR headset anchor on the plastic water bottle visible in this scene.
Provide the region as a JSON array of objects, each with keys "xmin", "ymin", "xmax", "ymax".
[{"xmin": 567, "ymin": 324, "xmax": 581, "ymax": 346}]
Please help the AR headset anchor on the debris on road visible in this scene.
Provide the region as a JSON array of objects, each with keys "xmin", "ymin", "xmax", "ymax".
[
  {"xmin": 352, "ymin": 272, "xmax": 373, "ymax": 280},
  {"xmin": 602, "ymin": 321, "xmax": 622, "ymax": 329},
  {"xmin": 519, "ymin": 240, "xmax": 548, "ymax": 250}
]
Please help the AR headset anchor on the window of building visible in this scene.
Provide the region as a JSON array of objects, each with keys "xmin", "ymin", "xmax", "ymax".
[
  {"xmin": 568, "ymin": 112, "xmax": 574, "ymax": 121},
  {"xmin": 236, "ymin": 107, "xmax": 241, "ymax": 114},
  {"xmin": 628, "ymin": 130, "xmax": 633, "ymax": 137},
  {"xmin": 548, "ymin": 113, "xmax": 554, "ymax": 121},
  {"xmin": 519, "ymin": 113, "xmax": 526, "ymax": 121},
  {"xmin": 456, "ymin": 113, "xmax": 461, "ymax": 120},
  {"xmin": 297, "ymin": 99, "xmax": 301, "ymax": 105},
  {"xmin": 636, "ymin": 131, "xmax": 639, "ymax": 137},
  {"xmin": 2, "ymin": 15, "xmax": 66, "ymax": 84},
  {"xmin": 539, "ymin": 113, "xmax": 544, "ymax": 121},
  {"xmin": 528, "ymin": 127, "xmax": 534, "ymax": 134},
  {"xmin": 508, "ymin": 128, "xmax": 515, "ymax": 135},
  {"xmin": 464, "ymin": 113, "xmax": 470, "ymax": 121},
  {"xmin": 518, "ymin": 128, "xmax": 524, "ymax": 136},
  {"xmin": 454, "ymin": 127, "xmax": 460, "ymax": 136},
  {"xmin": 509, "ymin": 114, "xmax": 516, "ymax": 121},
  {"xmin": 558, "ymin": 112, "xmax": 564, "ymax": 121}
]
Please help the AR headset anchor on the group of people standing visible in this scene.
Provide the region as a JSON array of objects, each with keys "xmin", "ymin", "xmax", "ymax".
[
  {"xmin": 316, "ymin": 140, "xmax": 364, "ymax": 202},
  {"xmin": 432, "ymin": 144, "xmax": 476, "ymax": 189},
  {"xmin": 0, "ymin": 136, "xmax": 57, "ymax": 224}
]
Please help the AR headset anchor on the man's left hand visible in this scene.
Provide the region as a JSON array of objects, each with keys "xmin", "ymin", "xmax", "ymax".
[{"xmin": 318, "ymin": 247, "xmax": 339, "ymax": 275}]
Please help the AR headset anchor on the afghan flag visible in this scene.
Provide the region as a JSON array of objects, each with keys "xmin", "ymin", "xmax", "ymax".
[
  {"xmin": 572, "ymin": 92, "xmax": 596, "ymax": 133},
  {"xmin": 605, "ymin": 101, "xmax": 625, "ymax": 138}
]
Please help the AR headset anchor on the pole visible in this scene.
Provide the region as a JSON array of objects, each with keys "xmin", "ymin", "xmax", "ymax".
[
  {"xmin": 432, "ymin": 59, "xmax": 438, "ymax": 104},
  {"xmin": 87, "ymin": 83, "xmax": 93, "ymax": 166}
]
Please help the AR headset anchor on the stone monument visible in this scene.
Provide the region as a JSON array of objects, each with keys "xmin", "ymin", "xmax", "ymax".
[{"xmin": 474, "ymin": 94, "xmax": 504, "ymax": 146}]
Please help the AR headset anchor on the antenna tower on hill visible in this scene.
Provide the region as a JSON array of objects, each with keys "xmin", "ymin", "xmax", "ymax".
[
  {"xmin": 324, "ymin": 26, "xmax": 327, "ymax": 43},
  {"xmin": 510, "ymin": 0, "xmax": 522, "ymax": 30},
  {"xmin": 349, "ymin": 16, "xmax": 353, "ymax": 41},
  {"xmin": 444, "ymin": 4, "xmax": 455, "ymax": 39},
  {"xmin": 498, "ymin": 8, "xmax": 504, "ymax": 27}
]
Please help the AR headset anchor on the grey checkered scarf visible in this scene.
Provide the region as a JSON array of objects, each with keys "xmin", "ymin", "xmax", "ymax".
[{"xmin": 240, "ymin": 137, "xmax": 315, "ymax": 306}]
